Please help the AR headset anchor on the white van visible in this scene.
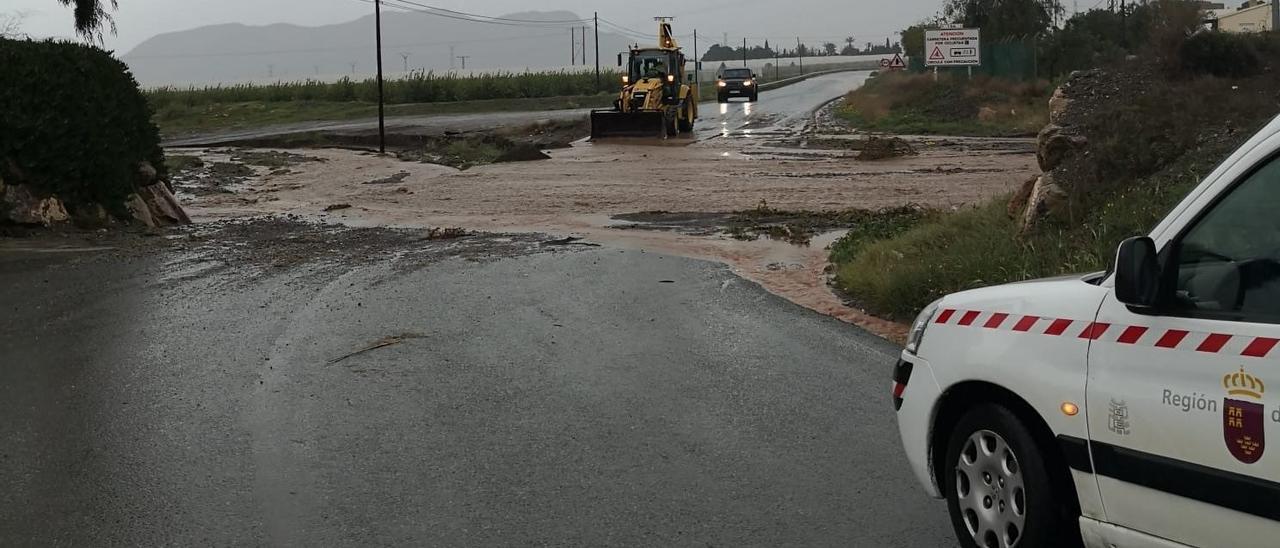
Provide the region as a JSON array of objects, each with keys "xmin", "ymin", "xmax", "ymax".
[{"xmin": 894, "ymin": 114, "xmax": 1280, "ymax": 548}]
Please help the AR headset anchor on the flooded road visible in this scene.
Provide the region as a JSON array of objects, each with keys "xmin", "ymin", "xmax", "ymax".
[
  {"xmin": 0, "ymin": 225, "xmax": 955, "ymax": 546},
  {"xmin": 696, "ymin": 71, "xmax": 872, "ymax": 140},
  {"xmin": 172, "ymin": 70, "xmax": 1033, "ymax": 339}
]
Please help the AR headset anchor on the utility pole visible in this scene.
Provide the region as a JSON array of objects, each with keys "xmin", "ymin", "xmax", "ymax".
[
  {"xmin": 1120, "ymin": 0, "xmax": 1127, "ymax": 49},
  {"xmin": 594, "ymin": 12, "xmax": 600, "ymax": 90},
  {"xmin": 457, "ymin": 55, "xmax": 470, "ymax": 70},
  {"xmin": 797, "ymin": 37, "xmax": 804, "ymax": 75},
  {"xmin": 775, "ymin": 51, "xmax": 780, "ymax": 80},
  {"xmin": 582, "ymin": 25, "xmax": 588, "ymax": 65},
  {"xmin": 449, "ymin": 45, "xmax": 456, "ymax": 69},
  {"xmin": 694, "ymin": 29, "xmax": 700, "ymax": 90},
  {"xmin": 268, "ymin": 64, "xmax": 274, "ymax": 78},
  {"xmin": 374, "ymin": 0, "xmax": 386, "ymax": 154},
  {"xmin": 350, "ymin": 61, "xmax": 357, "ymax": 75},
  {"xmin": 1273, "ymin": 0, "xmax": 1279, "ymax": 32},
  {"xmin": 400, "ymin": 52, "xmax": 410, "ymax": 72},
  {"xmin": 571, "ymin": 27, "xmax": 576, "ymax": 65},
  {"xmin": 743, "ymin": 37, "xmax": 748, "ymax": 67}
]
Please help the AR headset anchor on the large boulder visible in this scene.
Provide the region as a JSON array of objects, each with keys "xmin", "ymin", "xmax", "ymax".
[
  {"xmin": 1036, "ymin": 124, "xmax": 1089, "ymax": 172},
  {"xmin": 139, "ymin": 182, "xmax": 191, "ymax": 226},
  {"xmin": 1, "ymin": 184, "xmax": 70, "ymax": 226},
  {"xmin": 1020, "ymin": 173, "xmax": 1068, "ymax": 234},
  {"xmin": 1048, "ymin": 87, "xmax": 1071, "ymax": 126}
]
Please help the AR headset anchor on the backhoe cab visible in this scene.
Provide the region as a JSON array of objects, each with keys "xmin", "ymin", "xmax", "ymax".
[{"xmin": 590, "ymin": 19, "xmax": 698, "ymax": 139}]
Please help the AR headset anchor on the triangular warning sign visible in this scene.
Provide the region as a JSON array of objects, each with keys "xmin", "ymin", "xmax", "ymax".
[
  {"xmin": 929, "ymin": 46, "xmax": 945, "ymax": 60},
  {"xmin": 889, "ymin": 53, "xmax": 907, "ymax": 69}
]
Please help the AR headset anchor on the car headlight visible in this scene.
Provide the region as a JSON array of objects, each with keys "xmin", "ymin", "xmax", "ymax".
[
  {"xmin": 717, "ymin": 80, "xmax": 726, "ymax": 87},
  {"xmin": 905, "ymin": 299, "xmax": 942, "ymax": 355},
  {"xmin": 743, "ymin": 79, "xmax": 754, "ymax": 86},
  {"xmin": 622, "ymin": 75, "xmax": 629, "ymax": 84}
]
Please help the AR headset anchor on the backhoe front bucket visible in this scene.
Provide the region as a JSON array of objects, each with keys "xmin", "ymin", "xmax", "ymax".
[{"xmin": 590, "ymin": 110, "xmax": 666, "ymax": 140}]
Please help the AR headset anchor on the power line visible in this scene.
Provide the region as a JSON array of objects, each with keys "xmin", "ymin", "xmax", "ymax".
[{"xmin": 375, "ymin": 0, "xmax": 589, "ymax": 26}]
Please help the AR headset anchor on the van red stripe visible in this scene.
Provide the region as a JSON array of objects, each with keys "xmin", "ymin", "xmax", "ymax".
[
  {"xmin": 935, "ymin": 309, "xmax": 956, "ymax": 324},
  {"xmin": 1196, "ymin": 333, "xmax": 1232, "ymax": 353},
  {"xmin": 1116, "ymin": 326, "xmax": 1148, "ymax": 344},
  {"xmin": 1078, "ymin": 323, "xmax": 1112, "ymax": 340},
  {"xmin": 984, "ymin": 313, "xmax": 1010, "ymax": 329},
  {"xmin": 1242, "ymin": 337, "xmax": 1280, "ymax": 358},
  {"xmin": 1155, "ymin": 330, "xmax": 1190, "ymax": 349},
  {"xmin": 1012, "ymin": 316, "xmax": 1040, "ymax": 332},
  {"xmin": 1044, "ymin": 319, "xmax": 1074, "ymax": 336},
  {"xmin": 958, "ymin": 311, "xmax": 981, "ymax": 326}
]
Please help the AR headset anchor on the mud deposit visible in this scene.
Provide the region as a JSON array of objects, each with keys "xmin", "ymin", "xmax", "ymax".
[{"xmin": 156, "ymin": 88, "xmax": 1036, "ymax": 340}]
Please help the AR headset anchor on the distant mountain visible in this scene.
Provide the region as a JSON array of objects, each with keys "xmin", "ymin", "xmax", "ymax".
[{"xmin": 122, "ymin": 11, "xmax": 636, "ymax": 86}]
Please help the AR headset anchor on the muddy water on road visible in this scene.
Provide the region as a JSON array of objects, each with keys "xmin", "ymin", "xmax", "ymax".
[{"xmin": 172, "ymin": 72, "xmax": 1034, "ymax": 340}]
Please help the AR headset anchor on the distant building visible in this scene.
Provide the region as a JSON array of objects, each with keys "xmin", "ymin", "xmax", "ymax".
[{"xmin": 1215, "ymin": 1, "xmax": 1273, "ymax": 32}]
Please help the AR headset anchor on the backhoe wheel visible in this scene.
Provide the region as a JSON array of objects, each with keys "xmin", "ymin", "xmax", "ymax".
[
  {"xmin": 664, "ymin": 109, "xmax": 679, "ymax": 137},
  {"xmin": 944, "ymin": 404, "xmax": 1081, "ymax": 548},
  {"xmin": 677, "ymin": 101, "xmax": 694, "ymax": 133}
]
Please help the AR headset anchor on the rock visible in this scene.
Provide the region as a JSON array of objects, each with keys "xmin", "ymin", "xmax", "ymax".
[
  {"xmin": 1020, "ymin": 173, "xmax": 1069, "ymax": 234},
  {"xmin": 1036, "ymin": 124, "xmax": 1089, "ymax": 172},
  {"xmin": 1008, "ymin": 175, "xmax": 1038, "ymax": 220},
  {"xmin": 139, "ymin": 182, "xmax": 191, "ymax": 226},
  {"xmin": 1, "ymin": 184, "xmax": 69, "ymax": 226},
  {"xmin": 126, "ymin": 193, "xmax": 156, "ymax": 227},
  {"xmin": 324, "ymin": 203, "xmax": 352, "ymax": 212},
  {"xmin": 137, "ymin": 161, "xmax": 159, "ymax": 185},
  {"xmin": 1048, "ymin": 87, "xmax": 1071, "ymax": 125}
]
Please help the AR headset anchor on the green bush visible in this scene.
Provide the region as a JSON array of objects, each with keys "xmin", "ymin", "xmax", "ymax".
[
  {"xmin": 0, "ymin": 38, "xmax": 165, "ymax": 209},
  {"xmin": 1179, "ymin": 32, "xmax": 1262, "ymax": 78}
]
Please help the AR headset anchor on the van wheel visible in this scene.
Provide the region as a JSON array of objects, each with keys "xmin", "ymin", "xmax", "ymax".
[{"xmin": 944, "ymin": 404, "xmax": 1079, "ymax": 548}]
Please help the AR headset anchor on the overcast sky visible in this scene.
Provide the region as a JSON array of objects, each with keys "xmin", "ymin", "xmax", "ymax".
[{"xmin": 7, "ymin": 0, "xmax": 943, "ymax": 53}]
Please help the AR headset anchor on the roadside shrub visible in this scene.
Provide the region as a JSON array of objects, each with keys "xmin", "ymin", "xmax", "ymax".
[
  {"xmin": 1179, "ymin": 32, "xmax": 1262, "ymax": 78},
  {"xmin": 833, "ymin": 136, "xmax": 1239, "ymax": 319},
  {"xmin": 839, "ymin": 71, "xmax": 1050, "ymax": 137},
  {"xmin": 0, "ymin": 38, "xmax": 165, "ymax": 209}
]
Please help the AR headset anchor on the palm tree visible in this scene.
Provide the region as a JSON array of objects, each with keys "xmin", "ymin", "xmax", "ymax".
[{"xmin": 57, "ymin": 0, "xmax": 116, "ymax": 40}]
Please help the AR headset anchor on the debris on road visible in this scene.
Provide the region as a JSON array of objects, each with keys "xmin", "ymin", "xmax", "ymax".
[
  {"xmin": 327, "ymin": 332, "xmax": 427, "ymax": 365},
  {"xmin": 542, "ymin": 236, "xmax": 600, "ymax": 247},
  {"xmin": 323, "ymin": 203, "xmax": 352, "ymax": 212},
  {"xmin": 856, "ymin": 136, "xmax": 917, "ymax": 161},
  {"xmin": 362, "ymin": 171, "xmax": 412, "ymax": 185},
  {"xmin": 422, "ymin": 227, "xmax": 468, "ymax": 240}
]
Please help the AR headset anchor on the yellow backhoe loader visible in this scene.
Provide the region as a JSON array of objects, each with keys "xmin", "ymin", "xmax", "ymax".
[{"xmin": 590, "ymin": 18, "xmax": 698, "ymax": 139}]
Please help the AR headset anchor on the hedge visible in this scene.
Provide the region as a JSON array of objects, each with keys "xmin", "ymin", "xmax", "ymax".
[{"xmin": 0, "ymin": 38, "xmax": 166, "ymax": 210}]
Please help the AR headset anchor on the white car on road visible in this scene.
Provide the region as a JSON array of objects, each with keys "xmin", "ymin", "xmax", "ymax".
[{"xmin": 894, "ymin": 114, "xmax": 1280, "ymax": 548}]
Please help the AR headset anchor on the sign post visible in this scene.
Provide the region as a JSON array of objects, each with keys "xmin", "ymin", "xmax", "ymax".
[{"xmin": 924, "ymin": 28, "xmax": 981, "ymax": 73}]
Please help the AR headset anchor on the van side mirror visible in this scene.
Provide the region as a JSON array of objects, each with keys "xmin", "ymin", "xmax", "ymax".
[
  {"xmin": 617, "ymin": 53, "xmax": 623, "ymax": 67},
  {"xmin": 1115, "ymin": 236, "xmax": 1161, "ymax": 308}
]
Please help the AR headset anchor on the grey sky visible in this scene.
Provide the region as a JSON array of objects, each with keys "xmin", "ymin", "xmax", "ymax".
[{"xmin": 7, "ymin": 0, "xmax": 941, "ymax": 53}]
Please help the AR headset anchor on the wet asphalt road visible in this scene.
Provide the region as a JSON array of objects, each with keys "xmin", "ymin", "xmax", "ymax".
[
  {"xmin": 695, "ymin": 71, "xmax": 872, "ymax": 140},
  {"xmin": 1, "ymin": 234, "xmax": 955, "ymax": 546},
  {"xmin": 164, "ymin": 70, "xmax": 872, "ymax": 148}
]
